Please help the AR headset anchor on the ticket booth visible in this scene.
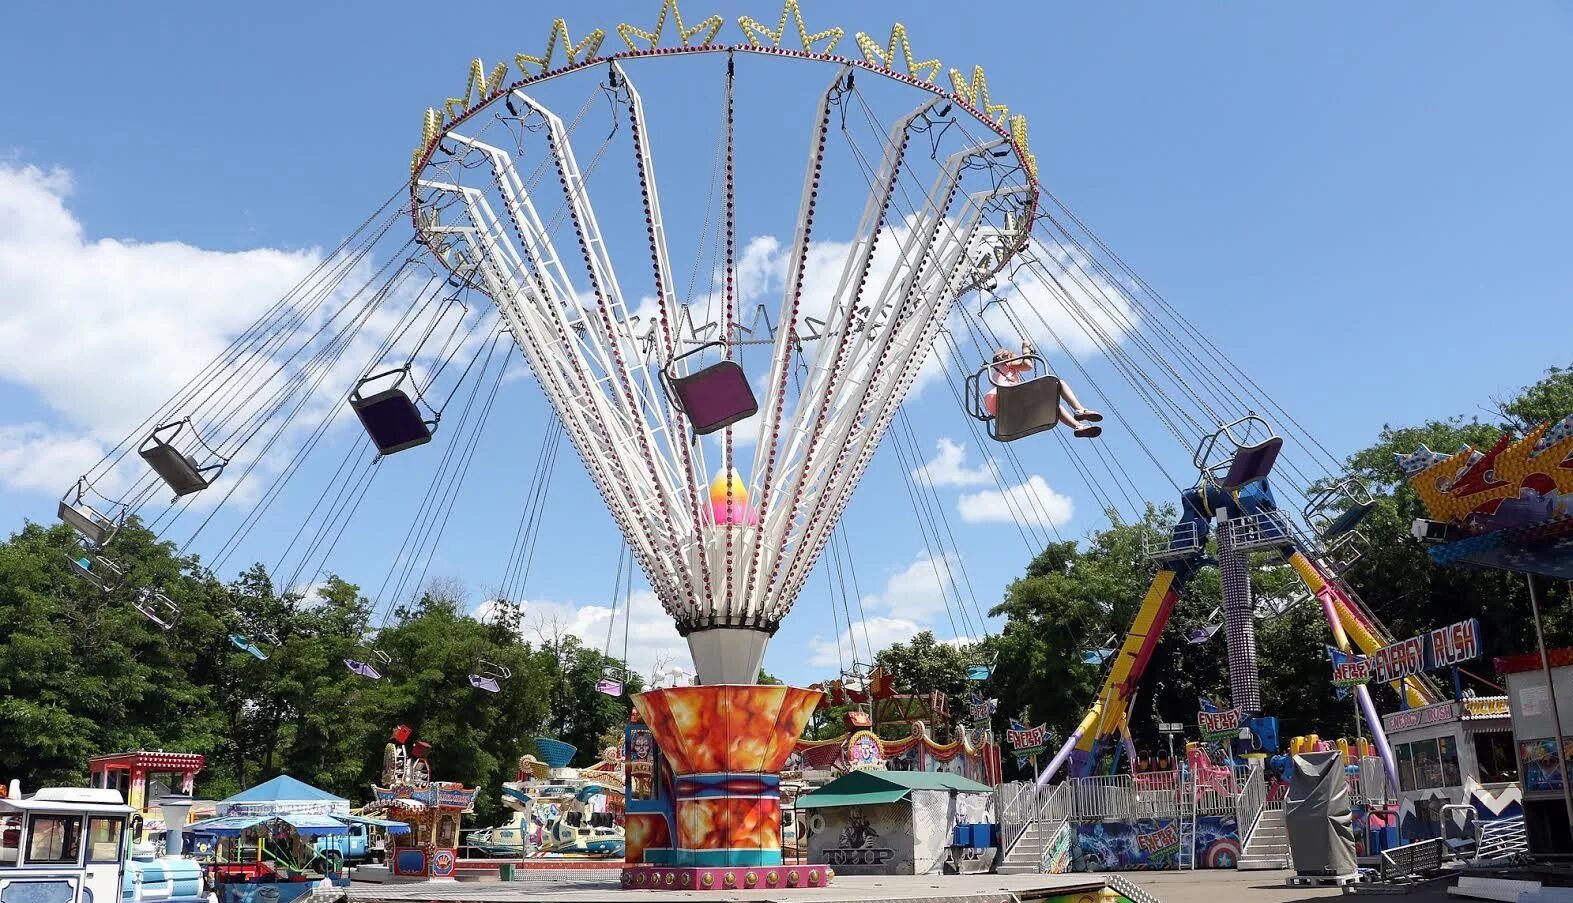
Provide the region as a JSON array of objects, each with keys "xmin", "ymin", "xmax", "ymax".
[{"xmin": 1381, "ymin": 697, "xmax": 1518, "ymax": 842}]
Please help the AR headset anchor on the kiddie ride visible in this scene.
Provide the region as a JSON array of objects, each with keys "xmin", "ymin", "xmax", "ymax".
[
  {"xmin": 472, "ymin": 738, "xmax": 624, "ymax": 859},
  {"xmin": 360, "ymin": 726, "xmax": 480, "ymax": 880},
  {"xmin": 0, "ymin": 781, "xmax": 206, "ymax": 903}
]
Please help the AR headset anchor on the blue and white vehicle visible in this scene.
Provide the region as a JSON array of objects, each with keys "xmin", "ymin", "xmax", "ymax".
[{"xmin": 0, "ymin": 785, "xmax": 204, "ymax": 903}]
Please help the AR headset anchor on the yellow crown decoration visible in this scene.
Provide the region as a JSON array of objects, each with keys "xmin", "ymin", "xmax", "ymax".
[
  {"xmin": 617, "ymin": 0, "xmax": 724, "ymax": 51},
  {"xmin": 1410, "ymin": 420, "xmax": 1573, "ymax": 524},
  {"xmin": 738, "ymin": 0, "xmax": 843, "ymax": 54},
  {"xmin": 515, "ymin": 18, "xmax": 607, "ymax": 77},
  {"xmin": 414, "ymin": 5, "xmax": 1038, "ymax": 182},
  {"xmin": 854, "ymin": 23, "xmax": 941, "ymax": 84},
  {"xmin": 446, "ymin": 59, "xmax": 510, "ymax": 121},
  {"xmin": 949, "ymin": 65, "xmax": 1009, "ymax": 127}
]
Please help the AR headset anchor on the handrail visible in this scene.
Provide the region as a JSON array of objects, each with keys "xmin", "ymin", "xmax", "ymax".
[{"xmin": 1235, "ymin": 761, "xmax": 1267, "ymax": 843}]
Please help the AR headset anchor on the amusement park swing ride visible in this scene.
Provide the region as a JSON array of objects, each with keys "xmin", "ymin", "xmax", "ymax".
[{"xmin": 40, "ymin": 0, "xmax": 1572, "ymax": 888}]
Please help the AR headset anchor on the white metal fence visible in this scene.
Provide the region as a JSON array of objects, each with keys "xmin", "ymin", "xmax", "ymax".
[
  {"xmin": 1234, "ymin": 761, "xmax": 1266, "ymax": 841},
  {"xmin": 997, "ymin": 779, "xmax": 1071, "ymax": 857}
]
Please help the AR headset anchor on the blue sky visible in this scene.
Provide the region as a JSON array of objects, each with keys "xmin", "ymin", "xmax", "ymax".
[{"xmin": 1, "ymin": 2, "xmax": 1570, "ymax": 687}]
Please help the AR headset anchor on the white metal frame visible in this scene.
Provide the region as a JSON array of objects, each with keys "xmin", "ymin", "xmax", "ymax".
[{"xmin": 412, "ymin": 60, "xmax": 1020, "ymax": 682}]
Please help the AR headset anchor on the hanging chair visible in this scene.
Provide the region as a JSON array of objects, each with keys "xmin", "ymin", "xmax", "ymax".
[
  {"xmin": 1193, "ymin": 415, "xmax": 1283, "ymax": 490},
  {"xmin": 58, "ymin": 478, "xmax": 124, "ymax": 547},
  {"xmin": 345, "ymin": 648, "xmax": 392, "ymax": 680},
  {"xmin": 595, "ymin": 666, "xmax": 626, "ymax": 697},
  {"xmin": 1303, "ymin": 479, "xmax": 1377, "ymax": 542},
  {"xmin": 66, "ymin": 552, "xmax": 125, "ymax": 592},
  {"xmin": 964, "ymin": 652, "xmax": 996, "ymax": 681},
  {"xmin": 661, "ymin": 342, "xmax": 758, "ymax": 435},
  {"xmin": 1184, "ymin": 613, "xmax": 1222, "ymax": 645},
  {"xmin": 132, "ymin": 588, "xmax": 179, "ymax": 630},
  {"xmin": 1080, "ymin": 648, "xmax": 1113, "ymax": 665},
  {"xmin": 1080, "ymin": 634, "xmax": 1117, "ymax": 665},
  {"xmin": 469, "ymin": 660, "xmax": 511, "ymax": 693},
  {"xmin": 228, "ymin": 634, "xmax": 268, "ymax": 660},
  {"xmin": 350, "ymin": 367, "xmax": 438, "ymax": 455},
  {"xmin": 139, "ymin": 419, "xmax": 228, "ymax": 498},
  {"xmin": 964, "ymin": 352, "xmax": 1062, "ymax": 442}
]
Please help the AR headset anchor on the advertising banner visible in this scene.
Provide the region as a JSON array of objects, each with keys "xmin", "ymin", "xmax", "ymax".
[{"xmin": 1368, "ymin": 618, "xmax": 1482, "ymax": 683}]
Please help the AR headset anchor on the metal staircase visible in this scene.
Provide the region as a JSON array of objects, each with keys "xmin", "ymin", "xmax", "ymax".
[{"xmin": 1238, "ymin": 805, "xmax": 1292, "ymax": 870}]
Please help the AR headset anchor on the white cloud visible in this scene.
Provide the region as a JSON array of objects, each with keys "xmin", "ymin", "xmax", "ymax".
[
  {"xmin": 803, "ymin": 550, "xmax": 972, "ymax": 669},
  {"xmin": 0, "ymin": 164, "xmax": 320, "ymax": 439},
  {"xmin": 473, "ymin": 589, "xmax": 689, "ymax": 683},
  {"xmin": 0, "ymin": 423, "xmax": 105, "ymax": 495},
  {"xmin": 808, "ymin": 615, "xmax": 924, "ymax": 668},
  {"xmin": 0, "ymin": 163, "xmax": 330, "ymax": 495},
  {"xmin": 958, "ymin": 475, "xmax": 1074, "ymax": 529},
  {"xmin": 912, "ymin": 437, "xmax": 995, "ymax": 488}
]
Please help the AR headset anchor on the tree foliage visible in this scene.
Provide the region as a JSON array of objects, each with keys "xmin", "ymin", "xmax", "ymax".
[{"xmin": 0, "ymin": 522, "xmax": 640, "ymax": 827}]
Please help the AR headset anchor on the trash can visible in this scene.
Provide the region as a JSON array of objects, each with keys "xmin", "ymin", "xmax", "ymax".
[{"xmin": 498, "ymin": 863, "xmax": 516, "ymax": 882}]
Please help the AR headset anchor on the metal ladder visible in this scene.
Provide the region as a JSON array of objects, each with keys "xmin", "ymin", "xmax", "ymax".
[{"xmin": 1176, "ymin": 780, "xmax": 1198, "ymax": 869}]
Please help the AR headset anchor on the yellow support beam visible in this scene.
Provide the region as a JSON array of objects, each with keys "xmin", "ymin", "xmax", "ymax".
[
  {"xmin": 1074, "ymin": 569, "xmax": 1180, "ymax": 756},
  {"xmin": 1286, "ymin": 551, "xmax": 1430, "ymax": 708}
]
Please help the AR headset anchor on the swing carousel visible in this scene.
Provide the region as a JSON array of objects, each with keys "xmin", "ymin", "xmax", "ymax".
[{"xmin": 50, "ymin": 0, "xmax": 1447, "ymax": 887}]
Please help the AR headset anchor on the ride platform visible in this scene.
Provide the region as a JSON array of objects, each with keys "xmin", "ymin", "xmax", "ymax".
[{"xmin": 346, "ymin": 869, "xmax": 1111, "ymax": 901}]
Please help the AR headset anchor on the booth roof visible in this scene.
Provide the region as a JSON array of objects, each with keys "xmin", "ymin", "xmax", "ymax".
[
  {"xmin": 795, "ymin": 770, "xmax": 992, "ymax": 809},
  {"xmin": 221, "ymin": 775, "xmax": 347, "ymax": 807}
]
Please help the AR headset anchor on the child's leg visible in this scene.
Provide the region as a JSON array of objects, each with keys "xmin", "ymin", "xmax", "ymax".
[{"xmin": 1060, "ymin": 380, "xmax": 1102, "ymax": 421}]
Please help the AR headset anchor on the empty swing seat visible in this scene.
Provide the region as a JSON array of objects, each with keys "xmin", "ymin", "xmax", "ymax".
[
  {"xmin": 469, "ymin": 673, "xmax": 502, "ymax": 693},
  {"xmin": 667, "ymin": 360, "xmax": 758, "ymax": 435},
  {"xmin": 229, "ymin": 634, "xmax": 268, "ymax": 660},
  {"xmin": 1219, "ymin": 436, "xmax": 1283, "ymax": 490},
  {"xmin": 133, "ymin": 589, "xmax": 178, "ymax": 630},
  {"xmin": 1318, "ymin": 501, "xmax": 1376, "ymax": 542},
  {"xmin": 345, "ymin": 658, "xmax": 384, "ymax": 680},
  {"xmin": 965, "ymin": 664, "xmax": 994, "ymax": 681},
  {"xmin": 58, "ymin": 497, "xmax": 117, "ymax": 546},
  {"xmin": 350, "ymin": 376, "xmax": 436, "ymax": 456},
  {"xmin": 1185, "ymin": 623, "xmax": 1221, "ymax": 644},
  {"xmin": 992, "ymin": 376, "xmax": 1063, "ymax": 442},
  {"xmin": 140, "ymin": 422, "xmax": 226, "ymax": 497}
]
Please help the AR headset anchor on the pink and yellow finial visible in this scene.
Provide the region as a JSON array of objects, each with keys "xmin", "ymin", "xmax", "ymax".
[{"xmin": 708, "ymin": 468, "xmax": 758, "ymax": 525}]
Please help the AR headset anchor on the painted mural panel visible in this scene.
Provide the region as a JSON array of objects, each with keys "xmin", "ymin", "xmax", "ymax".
[
  {"xmin": 1072, "ymin": 816, "xmax": 1239, "ymax": 871},
  {"xmin": 805, "ymin": 803, "xmax": 914, "ymax": 875},
  {"xmin": 1042, "ymin": 822, "xmax": 1074, "ymax": 873}
]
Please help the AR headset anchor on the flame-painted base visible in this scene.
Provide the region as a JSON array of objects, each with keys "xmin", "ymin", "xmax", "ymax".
[{"xmin": 620, "ymin": 864, "xmax": 833, "ymax": 892}]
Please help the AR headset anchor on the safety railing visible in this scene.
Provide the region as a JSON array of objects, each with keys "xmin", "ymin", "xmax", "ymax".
[
  {"xmin": 1474, "ymin": 816, "xmax": 1529, "ymax": 862},
  {"xmin": 1234, "ymin": 761, "xmax": 1267, "ymax": 842},
  {"xmin": 1068, "ymin": 774, "xmax": 1185, "ymax": 820},
  {"xmin": 997, "ymin": 780, "xmax": 1036, "ymax": 854},
  {"xmin": 997, "ymin": 779, "xmax": 1072, "ymax": 859},
  {"xmin": 1144, "ymin": 521, "xmax": 1203, "ymax": 561},
  {"xmin": 1223, "ymin": 510, "xmax": 1295, "ymax": 552}
]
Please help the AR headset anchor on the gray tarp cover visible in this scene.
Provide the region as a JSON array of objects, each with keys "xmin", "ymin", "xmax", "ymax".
[{"xmin": 1284, "ymin": 750, "xmax": 1358, "ymax": 876}]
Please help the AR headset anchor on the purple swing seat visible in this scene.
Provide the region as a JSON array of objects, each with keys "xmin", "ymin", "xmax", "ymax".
[
  {"xmin": 345, "ymin": 658, "xmax": 383, "ymax": 680},
  {"xmin": 1220, "ymin": 437, "xmax": 1284, "ymax": 490},
  {"xmin": 667, "ymin": 360, "xmax": 758, "ymax": 435},
  {"xmin": 469, "ymin": 673, "xmax": 502, "ymax": 693}
]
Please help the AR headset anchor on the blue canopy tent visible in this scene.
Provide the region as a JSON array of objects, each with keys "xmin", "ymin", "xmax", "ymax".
[
  {"xmin": 187, "ymin": 775, "xmax": 409, "ymax": 835},
  {"xmin": 187, "ymin": 775, "xmax": 409, "ymax": 903}
]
